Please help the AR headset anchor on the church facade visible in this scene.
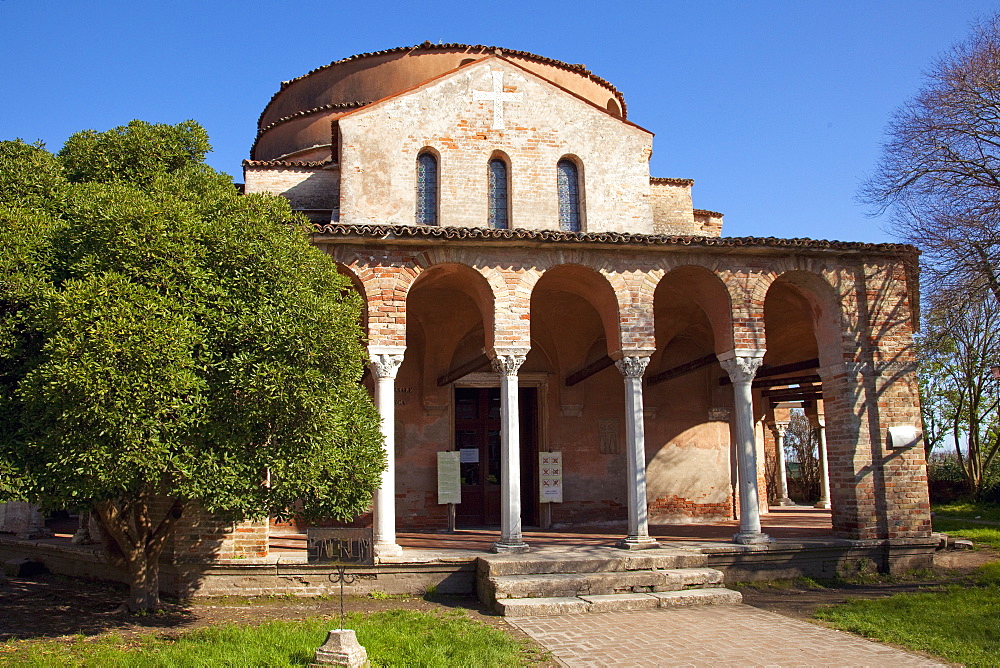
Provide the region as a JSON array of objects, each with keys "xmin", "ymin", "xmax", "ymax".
[{"xmin": 241, "ymin": 43, "xmax": 931, "ymax": 556}]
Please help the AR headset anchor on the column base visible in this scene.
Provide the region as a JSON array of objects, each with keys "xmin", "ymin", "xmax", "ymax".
[
  {"xmin": 373, "ymin": 541, "xmax": 402, "ymax": 557},
  {"xmin": 814, "ymin": 500, "xmax": 831, "ymax": 509},
  {"xmin": 616, "ymin": 536, "xmax": 660, "ymax": 550},
  {"xmin": 312, "ymin": 628, "xmax": 368, "ymax": 667},
  {"xmin": 733, "ymin": 531, "xmax": 771, "ymax": 545},
  {"xmin": 491, "ymin": 540, "xmax": 530, "ymax": 554},
  {"xmin": 778, "ymin": 498, "xmax": 796, "ymax": 507}
]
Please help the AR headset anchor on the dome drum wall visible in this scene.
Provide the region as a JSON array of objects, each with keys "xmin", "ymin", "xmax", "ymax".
[{"xmin": 254, "ymin": 44, "xmax": 626, "ymax": 162}]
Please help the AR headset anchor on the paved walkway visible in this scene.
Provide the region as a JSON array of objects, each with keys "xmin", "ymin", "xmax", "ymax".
[{"xmin": 508, "ymin": 604, "xmax": 943, "ymax": 667}]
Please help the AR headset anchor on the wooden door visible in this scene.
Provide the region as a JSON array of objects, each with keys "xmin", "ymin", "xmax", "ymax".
[{"xmin": 454, "ymin": 387, "xmax": 539, "ymax": 528}]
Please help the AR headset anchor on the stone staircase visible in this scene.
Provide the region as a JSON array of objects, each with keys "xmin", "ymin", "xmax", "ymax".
[{"xmin": 478, "ymin": 546, "xmax": 742, "ymax": 617}]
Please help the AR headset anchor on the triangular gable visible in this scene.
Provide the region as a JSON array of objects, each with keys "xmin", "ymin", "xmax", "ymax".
[{"xmin": 335, "ymin": 55, "xmax": 653, "ymax": 135}]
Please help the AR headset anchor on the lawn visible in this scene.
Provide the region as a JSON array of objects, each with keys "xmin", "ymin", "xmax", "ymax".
[
  {"xmin": 933, "ymin": 501, "xmax": 1000, "ymax": 523},
  {"xmin": 815, "ymin": 502, "xmax": 1000, "ymax": 667},
  {"xmin": 815, "ymin": 563, "xmax": 1000, "ymax": 667},
  {"xmin": 0, "ymin": 609, "xmax": 541, "ymax": 667}
]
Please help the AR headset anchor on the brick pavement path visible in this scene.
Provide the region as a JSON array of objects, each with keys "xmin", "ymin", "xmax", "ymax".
[{"xmin": 507, "ymin": 605, "xmax": 944, "ymax": 667}]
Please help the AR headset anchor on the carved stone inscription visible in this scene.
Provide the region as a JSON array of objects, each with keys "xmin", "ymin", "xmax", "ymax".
[{"xmin": 599, "ymin": 418, "xmax": 621, "ymax": 454}]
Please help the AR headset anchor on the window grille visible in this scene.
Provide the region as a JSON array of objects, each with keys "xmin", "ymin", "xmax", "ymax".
[
  {"xmin": 416, "ymin": 152, "xmax": 438, "ymax": 225},
  {"xmin": 488, "ymin": 158, "xmax": 509, "ymax": 229},
  {"xmin": 557, "ymin": 159, "xmax": 581, "ymax": 232}
]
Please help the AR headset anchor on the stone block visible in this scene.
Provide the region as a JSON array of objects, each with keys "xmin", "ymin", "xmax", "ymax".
[
  {"xmin": 652, "ymin": 588, "xmax": 743, "ymax": 607},
  {"xmin": 579, "ymin": 593, "xmax": 659, "ymax": 612}
]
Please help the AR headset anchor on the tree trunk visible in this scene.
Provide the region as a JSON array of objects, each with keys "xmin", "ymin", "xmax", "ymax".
[{"xmin": 93, "ymin": 494, "xmax": 184, "ymax": 613}]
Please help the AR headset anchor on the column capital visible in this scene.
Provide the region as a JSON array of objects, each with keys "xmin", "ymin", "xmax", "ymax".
[
  {"xmin": 490, "ymin": 351, "xmax": 527, "ymax": 376},
  {"xmin": 369, "ymin": 347, "xmax": 405, "ymax": 380},
  {"xmin": 615, "ymin": 355, "xmax": 650, "ymax": 379},
  {"xmin": 718, "ymin": 354, "xmax": 764, "ymax": 385},
  {"xmin": 772, "ymin": 421, "xmax": 789, "ymax": 436}
]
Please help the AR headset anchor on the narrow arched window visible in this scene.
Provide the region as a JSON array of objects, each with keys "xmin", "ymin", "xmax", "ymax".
[
  {"xmin": 416, "ymin": 152, "xmax": 438, "ymax": 225},
  {"xmin": 557, "ymin": 159, "xmax": 581, "ymax": 232},
  {"xmin": 488, "ymin": 158, "xmax": 509, "ymax": 229}
]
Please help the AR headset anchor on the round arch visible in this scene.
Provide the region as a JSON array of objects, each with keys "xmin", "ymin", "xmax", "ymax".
[
  {"xmin": 531, "ymin": 263, "xmax": 623, "ymax": 355},
  {"xmin": 653, "ymin": 264, "xmax": 735, "ymax": 353},
  {"xmin": 763, "ymin": 269, "xmax": 843, "ymax": 369}
]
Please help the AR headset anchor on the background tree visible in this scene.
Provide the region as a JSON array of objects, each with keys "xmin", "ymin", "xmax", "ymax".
[
  {"xmin": 782, "ymin": 410, "xmax": 820, "ymax": 504},
  {"xmin": 917, "ymin": 292, "xmax": 1000, "ymax": 498},
  {"xmin": 0, "ymin": 122, "xmax": 384, "ymax": 612},
  {"xmin": 862, "ymin": 15, "xmax": 1000, "ymax": 306}
]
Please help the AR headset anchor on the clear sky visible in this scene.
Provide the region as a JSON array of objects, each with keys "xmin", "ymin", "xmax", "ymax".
[{"xmin": 3, "ymin": 0, "xmax": 998, "ymax": 242}]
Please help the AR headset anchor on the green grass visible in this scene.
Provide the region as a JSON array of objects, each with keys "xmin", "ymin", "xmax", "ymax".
[
  {"xmin": 0, "ymin": 609, "xmax": 538, "ymax": 667},
  {"xmin": 933, "ymin": 501, "xmax": 1000, "ymax": 523},
  {"xmin": 932, "ymin": 517, "xmax": 1000, "ymax": 550},
  {"xmin": 815, "ymin": 563, "xmax": 1000, "ymax": 667}
]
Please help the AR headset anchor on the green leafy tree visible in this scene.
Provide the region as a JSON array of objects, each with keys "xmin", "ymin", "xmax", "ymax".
[
  {"xmin": 917, "ymin": 292, "xmax": 1000, "ymax": 498},
  {"xmin": 0, "ymin": 122, "xmax": 384, "ymax": 612}
]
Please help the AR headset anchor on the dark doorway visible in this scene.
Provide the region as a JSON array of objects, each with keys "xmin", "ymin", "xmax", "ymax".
[{"xmin": 454, "ymin": 387, "xmax": 538, "ymax": 528}]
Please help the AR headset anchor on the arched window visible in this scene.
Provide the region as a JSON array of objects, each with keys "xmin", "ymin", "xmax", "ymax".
[
  {"xmin": 416, "ymin": 152, "xmax": 438, "ymax": 225},
  {"xmin": 488, "ymin": 158, "xmax": 509, "ymax": 229},
  {"xmin": 557, "ymin": 159, "xmax": 582, "ymax": 232}
]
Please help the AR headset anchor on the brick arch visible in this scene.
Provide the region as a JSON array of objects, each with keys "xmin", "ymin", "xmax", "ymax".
[
  {"xmin": 332, "ymin": 261, "xmax": 370, "ymax": 337},
  {"xmin": 764, "ymin": 268, "xmax": 845, "ymax": 369},
  {"xmin": 651, "ymin": 263, "xmax": 735, "ymax": 353},
  {"xmin": 531, "ymin": 262, "xmax": 626, "ymax": 355},
  {"xmin": 405, "ymin": 259, "xmax": 497, "ymax": 352}
]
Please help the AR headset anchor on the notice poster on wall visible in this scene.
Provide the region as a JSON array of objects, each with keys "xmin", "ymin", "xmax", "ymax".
[
  {"xmin": 539, "ymin": 451, "xmax": 563, "ymax": 503},
  {"xmin": 437, "ymin": 451, "xmax": 461, "ymax": 505}
]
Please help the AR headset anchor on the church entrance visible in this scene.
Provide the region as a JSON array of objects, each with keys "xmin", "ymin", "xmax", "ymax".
[{"xmin": 454, "ymin": 386, "xmax": 538, "ymax": 528}]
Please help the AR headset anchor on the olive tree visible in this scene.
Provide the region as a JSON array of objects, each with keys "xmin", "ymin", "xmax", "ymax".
[{"xmin": 0, "ymin": 122, "xmax": 383, "ymax": 612}]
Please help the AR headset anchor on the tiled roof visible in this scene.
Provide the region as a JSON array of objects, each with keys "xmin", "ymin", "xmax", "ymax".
[
  {"xmin": 312, "ymin": 223, "xmax": 918, "ymax": 255},
  {"xmin": 243, "ymin": 159, "xmax": 333, "ymax": 168},
  {"xmin": 257, "ymin": 101, "xmax": 370, "ymax": 136},
  {"xmin": 693, "ymin": 209, "xmax": 724, "ymax": 218},
  {"xmin": 258, "ymin": 42, "xmax": 628, "ymax": 129},
  {"xmin": 650, "ymin": 177, "xmax": 694, "ymax": 186}
]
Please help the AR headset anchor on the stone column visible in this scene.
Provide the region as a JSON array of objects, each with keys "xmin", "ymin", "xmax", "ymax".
[
  {"xmin": 71, "ymin": 511, "xmax": 97, "ymax": 545},
  {"xmin": 814, "ymin": 417, "xmax": 831, "ymax": 509},
  {"xmin": 368, "ymin": 346, "xmax": 405, "ymax": 557},
  {"xmin": 491, "ymin": 351, "xmax": 529, "ymax": 553},
  {"xmin": 719, "ymin": 351, "xmax": 770, "ymax": 544},
  {"xmin": 773, "ymin": 423, "xmax": 793, "ymax": 506},
  {"xmin": 615, "ymin": 355, "xmax": 659, "ymax": 550}
]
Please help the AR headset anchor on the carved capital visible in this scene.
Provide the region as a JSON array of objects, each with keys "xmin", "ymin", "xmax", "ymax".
[
  {"xmin": 369, "ymin": 353, "xmax": 404, "ymax": 380},
  {"xmin": 772, "ymin": 422, "xmax": 788, "ymax": 437},
  {"xmin": 491, "ymin": 353, "xmax": 526, "ymax": 377},
  {"xmin": 615, "ymin": 355, "xmax": 650, "ymax": 379},
  {"xmin": 719, "ymin": 355, "xmax": 763, "ymax": 385}
]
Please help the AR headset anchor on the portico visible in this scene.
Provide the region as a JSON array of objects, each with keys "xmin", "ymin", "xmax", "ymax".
[{"xmin": 318, "ymin": 223, "xmax": 931, "ymax": 553}]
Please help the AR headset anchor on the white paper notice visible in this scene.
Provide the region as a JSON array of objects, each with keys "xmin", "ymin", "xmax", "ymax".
[
  {"xmin": 539, "ymin": 451, "xmax": 563, "ymax": 503},
  {"xmin": 437, "ymin": 451, "xmax": 461, "ymax": 504}
]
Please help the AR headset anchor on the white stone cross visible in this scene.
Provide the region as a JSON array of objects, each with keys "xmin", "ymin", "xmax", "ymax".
[{"xmin": 473, "ymin": 70, "xmax": 523, "ymax": 130}]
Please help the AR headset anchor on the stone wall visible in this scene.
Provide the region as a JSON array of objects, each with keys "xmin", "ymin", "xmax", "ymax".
[
  {"xmin": 244, "ymin": 164, "xmax": 340, "ymax": 220},
  {"xmin": 337, "ymin": 58, "xmax": 654, "ymax": 233}
]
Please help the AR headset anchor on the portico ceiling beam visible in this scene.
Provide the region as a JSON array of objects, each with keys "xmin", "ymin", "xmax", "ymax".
[
  {"xmin": 718, "ymin": 358, "xmax": 819, "ymax": 386},
  {"xmin": 762, "ymin": 388, "xmax": 824, "ymax": 402},
  {"xmin": 565, "ymin": 355, "xmax": 614, "ymax": 386},
  {"xmin": 751, "ymin": 373, "xmax": 822, "ymax": 390},
  {"xmin": 646, "ymin": 353, "xmax": 719, "ymax": 387},
  {"xmin": 437, "ymin": 353, "xmax": 492, "ymax": 386}
]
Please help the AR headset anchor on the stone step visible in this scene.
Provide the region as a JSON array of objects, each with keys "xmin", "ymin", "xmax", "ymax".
[
  {"xmin": 491, "ymin": 567, "xmax": 724, "ymax": 599},
  {"xmin": 479, "ymin": 547, "xmax": 708, "ymax": 578},
  {"xmin": 496, "ymin": 588, "xmax": 743, "ymax": 617}
]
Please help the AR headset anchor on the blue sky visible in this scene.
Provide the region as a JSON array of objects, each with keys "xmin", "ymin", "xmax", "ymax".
[{"xmin": 3, "ymin": 0, "xmax": 998, "ymax": 242}]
